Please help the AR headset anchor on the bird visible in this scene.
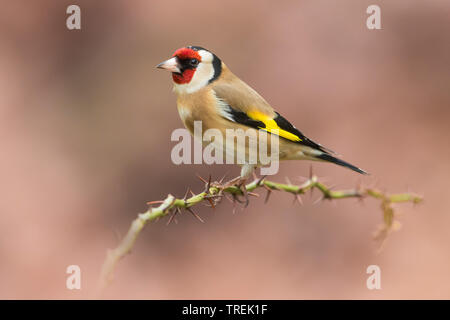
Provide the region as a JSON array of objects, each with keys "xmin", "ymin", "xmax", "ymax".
[{"xmin": 156, "ymin": 46, "xmax": 367, "ymax": 186}]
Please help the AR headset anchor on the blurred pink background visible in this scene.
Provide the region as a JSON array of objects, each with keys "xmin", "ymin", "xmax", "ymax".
[{"xmin": 1, "ymin": 0, "xmax": 449, "ymax": 299}]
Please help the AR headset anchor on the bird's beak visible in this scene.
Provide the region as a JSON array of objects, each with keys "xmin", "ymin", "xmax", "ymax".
[{"xmin": 156, "ymin": 57, "xmax": 181, "ymax": 73}]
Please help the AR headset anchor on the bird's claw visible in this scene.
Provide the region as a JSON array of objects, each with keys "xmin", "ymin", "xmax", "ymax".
[{"xmin": 214, "ymin": 176, "xmax": 250, "ymax": 208}]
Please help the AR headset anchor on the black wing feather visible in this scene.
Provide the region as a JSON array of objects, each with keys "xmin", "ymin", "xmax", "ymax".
[
  {"xmin": 227, "ymin": 108, "xmax": 266, "ymax": 129},
  {"xmin": 273, "ymin": 112, "xmax": 336, "ymax": 154}
]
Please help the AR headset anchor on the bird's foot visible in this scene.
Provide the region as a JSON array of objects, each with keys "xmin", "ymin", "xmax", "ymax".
[{"xmin": 216, "ymin": 176, "xmax": 250, "ymax": 207}]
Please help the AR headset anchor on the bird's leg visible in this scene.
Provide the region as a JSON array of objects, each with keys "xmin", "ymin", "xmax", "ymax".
[
  {"xmin": 220, "ymin": 165, "xmax": 253, "ymax": 187},
  {"xmin": 220, "ymin": 164, "xmax": 255, "ymax": 207},
  {"xmin": 234, "ymin": 178, "xmax": 249, "ymax": 207},
  {"xmin": 221, "ymin": 175, "xmax": 242, "ymax": 188}
]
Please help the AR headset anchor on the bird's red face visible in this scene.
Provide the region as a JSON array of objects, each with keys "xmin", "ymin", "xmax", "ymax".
[
  {"xmin": 157, "ymin": 46, "xmax": 222, "ymax": 93},
  {"xmin": 156, "ymin": 47, "xmax": 202, "ymax": 84},
  {"xmin": 170, "ymin": 47, "xmax": 202, "ymax": 84}
]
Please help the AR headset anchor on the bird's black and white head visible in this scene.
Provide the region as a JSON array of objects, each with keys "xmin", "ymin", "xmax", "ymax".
[{"xmin": 156, "ymin": 46, "xmax": 222, "ymax": 94}]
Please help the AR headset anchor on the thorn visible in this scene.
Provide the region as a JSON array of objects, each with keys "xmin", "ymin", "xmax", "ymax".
[
  {"xmin": 262, "ymin": 182, "xmax": 271, "ymax": 190},
  {"xmin": 256, "ymin": 175, "xmax": 267, "ymax": 187},
  {"xmin": 219, "ymin": 172, "xmax": 229, "ymax": 184},
  {"xmin": 203, "ymin": 174, "xmax": 212, "ymax": 193},
  {"xmin": 182, "ymin": 188, "xmax": 190, "ymax": 200},
  {"xmin": 206, "ymin": 197, "xmax": 215, "ymax": 209},
  {"xmin": 248, "ymin": 192, "xmax": 259, "ymax": 197},
  {"xmin": 264, "ymin": 188, "xmax": 272, "ymax": 204},
  {"xmin": 166, "ymin": 207, "xmax": 181, "ymax": 226},
  {"xmin": 147, "ymin": 200, "xmax": 164, "ymax": 205},
  {"xmin": 196, "ymin": 174, "xmax": 207, "ymax": 184},
  {"xmin": 186, "ymin": 207, "xmax": 204, "ymax": 223},
  {"xmin": 293, "ymin": 193, "xmax": 303, "ymax": 206},
  {"xmin": 190, "ymin": 190, "xmax": 196, "ymax": 197},
  {"xmin": 285, "ymin": 176, "xmax": 292, "ymax": 185},
  {"xmin": 313, "ymin": 195, "xmax": 324, "ymax": 205},
  {"xmin": 166, "ymin": 211, "xmax": 175, "ymax": 226},
  {"xmin": 297, "ymin": 194, "xmax": 304, "ymax": 205}
]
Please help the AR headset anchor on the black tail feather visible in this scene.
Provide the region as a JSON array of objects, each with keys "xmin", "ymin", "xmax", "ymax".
[{"xmin": 316, "ymin": 153, "xmax": 368, "ymax": 175}]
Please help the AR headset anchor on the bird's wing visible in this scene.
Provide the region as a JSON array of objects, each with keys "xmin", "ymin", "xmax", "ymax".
[{"xmin": 212, "ymin": 81, "xmax": 335, "ymax": 154}]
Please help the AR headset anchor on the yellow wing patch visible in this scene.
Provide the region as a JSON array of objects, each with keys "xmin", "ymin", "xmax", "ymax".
[{"xmin": 246, "ymin": 110, "xmax": 302, "ymax": 142}]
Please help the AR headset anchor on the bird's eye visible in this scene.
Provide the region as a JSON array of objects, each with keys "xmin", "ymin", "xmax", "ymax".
[{"xmin": 190, "ymin": 58, "xmax": 199, "ymax": 67}]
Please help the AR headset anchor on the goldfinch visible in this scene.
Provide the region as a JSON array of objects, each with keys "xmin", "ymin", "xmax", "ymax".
[{"xmin": 157, "ymin": 46, "xmax": 367, "ymax": 182}]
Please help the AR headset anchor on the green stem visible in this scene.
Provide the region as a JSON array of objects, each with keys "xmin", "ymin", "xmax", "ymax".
[{"xmin": 99, "ymin": 175, "xmax": 422, "ymax": 290}]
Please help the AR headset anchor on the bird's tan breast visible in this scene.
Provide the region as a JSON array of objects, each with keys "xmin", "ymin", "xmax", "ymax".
[{"xmin": 176, "ymin": 88, "xmax": 219, "ymax": 134}]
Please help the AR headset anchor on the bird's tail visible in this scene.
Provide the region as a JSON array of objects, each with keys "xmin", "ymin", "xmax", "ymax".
[{"xmin": 316, "ymin": 153, "xmax": 368, "ymax": 175}]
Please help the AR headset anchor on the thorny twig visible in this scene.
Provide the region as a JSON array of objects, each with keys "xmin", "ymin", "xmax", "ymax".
[{"xmin": 99, "ymin": 172, "xmax": 422, "ymax": 289}]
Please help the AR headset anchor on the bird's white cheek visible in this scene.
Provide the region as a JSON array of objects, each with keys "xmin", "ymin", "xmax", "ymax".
[{"xmin": 173, "ymin": 62, "xmax": 214, "ymax": 94}]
